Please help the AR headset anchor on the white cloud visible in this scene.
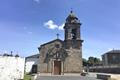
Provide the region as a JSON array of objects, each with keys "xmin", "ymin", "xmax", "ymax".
[
  {"xmin": 44, "ymin": 20, "xmax": 58, "ymax": 29},
  {"xmin": 44, "ymin": 20, "xmax": 64, "ymax": 30},
  {"xmin": 58, "ymin": 23, "xmax": 64, "ymax": 30}
]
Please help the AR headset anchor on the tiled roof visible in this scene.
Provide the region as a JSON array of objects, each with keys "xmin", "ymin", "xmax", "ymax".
[
  {"xmin": 106, "ymin": 50, "xmax": 120, "ymax": 53},
  {"xmin": 102, "ymin": 50, "xmax": 120, "ymax": 56},
  {"xmin": 26, "ymin": 54, "xmax": 39, "ymax": 58}
]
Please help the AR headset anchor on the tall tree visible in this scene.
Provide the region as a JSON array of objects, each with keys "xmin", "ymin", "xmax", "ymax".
[
  {"xmin": 82, "ymin": 58, "xmax": 88, "ymax": 66},
  {"xmin": 87, "ymin": 57, "xmax": 95, "ymax": 66},
  {"xmin": 94, "ymin": 57, "xmax": 101, "ymax": 66},
  {"xmin": 82, "ymin": 57, "xmax": 101, "ymax": 67}
]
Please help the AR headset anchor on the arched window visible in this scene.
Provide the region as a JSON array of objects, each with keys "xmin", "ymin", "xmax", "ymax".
[{"xmin": 71, "ymin": 29, "xmax": 77, "ymax": 39}]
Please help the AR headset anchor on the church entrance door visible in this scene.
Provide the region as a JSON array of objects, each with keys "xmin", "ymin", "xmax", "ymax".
[{"xmin": 54, "ymin": 61, "xmax": 61, "ymax": 75}]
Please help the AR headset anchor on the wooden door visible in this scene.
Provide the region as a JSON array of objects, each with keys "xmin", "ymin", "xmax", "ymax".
[{"xmin": 54, "ymin": 61, "xmax": 61, "ymax": 75}]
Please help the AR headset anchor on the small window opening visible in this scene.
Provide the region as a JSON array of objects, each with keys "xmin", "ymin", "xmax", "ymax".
[{"xmin": 71, "ymin": 29, "xmax": 77, "ymax": 39}]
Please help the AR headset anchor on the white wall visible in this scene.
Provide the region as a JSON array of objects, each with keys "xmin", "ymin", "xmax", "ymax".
[
  {"xmin": 0, "ymin": 56, "xmax": 25, "ymax": 80},
  {"xmin": 103, "ymin": 54, "xmax": 108, "ymax": 66},
  {"xmin": 25, "ymin": 58, "xmax": 39, "ymax": 73}
]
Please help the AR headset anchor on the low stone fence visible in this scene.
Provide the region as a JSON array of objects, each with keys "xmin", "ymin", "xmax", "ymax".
[
  {"xmin": 88, "ymin": 66, "xmax": 120, "ymax": 74},
  {"xmin": 96, "ymin": 73, "xmax": 120, "ymax": 80},
  {"xmin": 97, "ymin": 74, "xmax": 111, "ymax": 80},
  {"xmin": 89, "ymin": 68, "xmax": 120, "ymax": 74}
]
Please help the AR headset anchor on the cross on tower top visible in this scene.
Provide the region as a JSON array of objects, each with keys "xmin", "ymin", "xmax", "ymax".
[
  {"xmin": 70, "ymin": 8, "xmax": 73, "ymax": 13},
  {"xmin": 56, "ymin": 33, "xmax": 60, "ymax": 39}
]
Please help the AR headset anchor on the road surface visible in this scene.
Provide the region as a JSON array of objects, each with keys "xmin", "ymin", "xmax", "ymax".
[{"xmin": 36, "ymin": 76, "xmax": 102, "ymax": 80}]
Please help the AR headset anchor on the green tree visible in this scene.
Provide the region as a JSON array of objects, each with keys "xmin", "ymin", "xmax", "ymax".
[
  {"xmin": 87, "ymin": 57, "xmax": 101, "ymax": 66},
  {"xmin": 82, "ymin": 57, "xmax": 101, "ymax": 67},
  {"xmin": 94, "ymin": 57, "xmax": 101, "ymax": 66},
  {"xmin": 87, "ymin": 57, "xmax": 95, "ymax": 66},
  {"xmin": 82, "ymin": 58, "xmax": 88, "ymax": 66}
]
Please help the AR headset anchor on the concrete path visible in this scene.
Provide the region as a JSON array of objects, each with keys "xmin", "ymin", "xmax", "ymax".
[
  {"xmin": 36, "ymin": 76, "xmax": 101, "ymax": 80},
  {"xmin": 34, "ymin": 73, "xmax": 102, "ymax": 80},
  {"xmin": 32, "ymin": 72, "xmax": 120, "ymax": 80}
]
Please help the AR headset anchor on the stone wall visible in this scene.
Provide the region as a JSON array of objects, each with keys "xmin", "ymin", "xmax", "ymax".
[
  {"xmin": 89, "ymin": 66, "xmax": 120, "ymax": 74},
  {"xmin": 38, "ymin": 39, "xmax": 83, "ymax": 74},
  {"xmin": 38, "ymin": 39, "xmax": 63, "ymax": 73},
  {"xmin": 64, "ymin": 48, "xmax": 83, "ymax": 73},
  {"xmin": 0, "ymin": 56, "xmax": 25, "ymax": 80}
]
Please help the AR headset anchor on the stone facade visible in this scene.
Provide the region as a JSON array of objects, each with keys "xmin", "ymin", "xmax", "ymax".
[
  {"xmin": 38, "ymin": 39, "xmax": 64, "ymax": 73},
  {"xmin": 38, "ymin": 11, "xmax": 83, "ymax": 74},
  {"xmin": 64, "ymin": 48, "xmax": 82, "ymax": 73},
  {"xmin": 102, "ymin": 50, "xmax": 120, "ymax": 66}
]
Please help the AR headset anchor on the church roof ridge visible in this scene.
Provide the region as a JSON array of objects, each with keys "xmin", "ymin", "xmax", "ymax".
[{"xmin": 40, "ymin": 39, "xmax": 63, "ymax": 47}]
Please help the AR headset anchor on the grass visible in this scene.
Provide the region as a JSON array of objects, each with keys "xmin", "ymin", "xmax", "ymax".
[{"xmin": 24, "ymin": 74, "xmax": 31, "ymax": 80}]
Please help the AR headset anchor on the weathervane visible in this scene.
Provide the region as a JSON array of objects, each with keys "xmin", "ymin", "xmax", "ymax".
[
  {"xmin": 71, "ymin": 8, "xmax": 73, "ymax": 13},
  {"xmin": 56, "ymin": 33, "xmax": 60, "ymax": 39}
]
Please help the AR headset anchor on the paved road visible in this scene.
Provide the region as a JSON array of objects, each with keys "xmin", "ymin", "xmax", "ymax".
[{"xmin": 36, "ymin": 76, "xmax": 102, "ymax": 80}]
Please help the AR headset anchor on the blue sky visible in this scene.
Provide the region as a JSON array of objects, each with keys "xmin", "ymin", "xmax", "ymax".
[{"xmin": 0, "ymin": 0, "xmax": 120, "ymax": 59}]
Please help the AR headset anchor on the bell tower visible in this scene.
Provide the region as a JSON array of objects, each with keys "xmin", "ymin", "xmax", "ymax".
[
  {"xmin": 63, "ymin": 11, "xmax": 83, "ymax": 73},
  {"xmin": 64, "ymin": 11, "xmax": 83, "ymax": 49}
]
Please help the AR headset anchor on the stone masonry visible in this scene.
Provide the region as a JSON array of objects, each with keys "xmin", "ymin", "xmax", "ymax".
[{"xmin": 38, "ymin": 11, "xmax": 83, "ymax": 74}]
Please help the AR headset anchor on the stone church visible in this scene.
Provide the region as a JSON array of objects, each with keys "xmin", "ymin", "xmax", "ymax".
[{"xmin": 38, "ymin": 11, "xmax": 83, "ymax": 75}]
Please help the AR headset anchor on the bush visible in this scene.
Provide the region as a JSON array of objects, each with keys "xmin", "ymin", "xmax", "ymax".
[{"xmin": 24, "ymin": 74, "xmax": 31, "ymax": 80}]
